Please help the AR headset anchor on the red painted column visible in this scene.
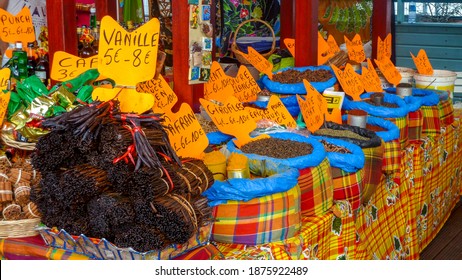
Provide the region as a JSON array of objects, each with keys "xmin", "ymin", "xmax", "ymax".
[
  {"xmin": 372, "ymin": 0, "xmax": 392, "ymax": 60},
  {"xmin": 279, "ymin": 0, "xmax": 294, "ymax": 48},
  {"xmin": 95, "ymin": 0, "xmax": 118, "ymax": 21},
  {"xmin": 294, "ymin": 0, "xmax": 318, "ymax": 66}
]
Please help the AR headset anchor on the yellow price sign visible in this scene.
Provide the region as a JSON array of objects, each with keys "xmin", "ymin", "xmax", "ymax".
[
  {"xmin": 375, "ymin": 56, "xmax": 402, "ymax": 86},
  {"xmin": 344, "ymin": 34, "xmax": 365, "ymax": 63},
  {"xmin": 284, "ymin": 38, "xmax": 295, "ymax": 57},
  {"xmin": 411, "ymin": 49, "xmax": 433, "ymax": 75},
  {"xmin": 331, "ymin": 63, "xmax": 364, "ymax": 101},
  {"xmin": 51, "ymin": 51, "xmax": 98, "ymax": 82},
  {"xmin": 135, "ymin": 75, "xmax": 178, "ymax": 114},
  {"xmin": 242, "ymin": 47, "xmax": 273, "ymax": 80},
  {"xmin": 0, "ymin": 7, "xmax": 35, "ymax": 45},
  {"xmin": 0, "ymin": 68, "xmax": 11, "ymax": 124},
  {"xmin": 162, "ymin": 103, "xmax": 208, "ymax": 159},
  {"xmin": 0, "ymin": 68, "xmax": 10, "ymax": 91},
  {"xmin": 92, "ymin": 87, "xmax": 154, "ymax": 114},
  {"xmin": 245, "ymin": 95, "xmax": 297, "ymax": 128},
  {"xmin": 98, "ymin": 16, "xmax": 160, "ymax": 85}
]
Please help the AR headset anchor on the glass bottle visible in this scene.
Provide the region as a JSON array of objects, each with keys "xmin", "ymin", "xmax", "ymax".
[
  {"xmin": 90, "ymin": 7, "xmax": 97, "ymax": 29},
  {"xmin": 92, "ymin": 27, "xmax": 99, "ymax": 55},
  {"xmin": 35, "ymin": 50, "xmax": 50, "ymax": 87},
  {"xmin": 12, "ymin": 41, "xmax": 28, "ymax": 81},
  {"xmin": 77, "ymin": 27, "xmax": 83, "ymax": 56},
  {"xmin": 26, "ymin": 42, "xmax": 37, "ymax": 77},
  {"xmin": 408, "ymin": 2, "xmax": 416, "ymax": 23}
]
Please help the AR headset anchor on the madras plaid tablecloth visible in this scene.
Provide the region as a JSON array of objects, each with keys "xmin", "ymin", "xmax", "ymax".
[
  {"xmin": 331, "ymin": 167, "xmax": 364, "ymax": 212},
  {"xmin": 408, "ymin": 109, "xmax": 423, "ymax": 141},
  {"xmin": 385, "ymin": 116, "xmax": 408, "ymax": 150},
  {"xmin": 361, "ymin": 144, "xmax": 385, "ymax": 205},
  {"xmin": 382, "ymin": 139, "xmax": 402, "ymax": 175},
  {"xmin": 421, "ymin": 105, "xmax": 441, "ymax": 137},
  {"xmin": 439, "ymin": 100, "xmax": 454, "ymax": 127}
]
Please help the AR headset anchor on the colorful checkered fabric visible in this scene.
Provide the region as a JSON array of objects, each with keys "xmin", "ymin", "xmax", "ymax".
[
  {"xmin": 385, "ymin": 116, "xmax": 409, "ymax": 150},
  {"xmin": 331, "ymin": 167, "xmax": 364, "ymax": 212},
  {"xmin": 298, "ymin": 158, "xmax": 334, "ymax": 217},
  {"xmin": 438, "ymin": 100, "xmax": 454, "ymax": 127},
  {"xmin": 408, "ymin": 109, "xmax": 423, "ymax": 141},
  {"xmin": 211, "ymin": 185, "xmax": 301, "ymax": 245},
  {"xmin": 361, "ymin": 145, "xmax": 385, "ymax": 205},
  {"xmin": 421, "ymin": 105, "xmax": 441, "ymax": 137},
  {"xmin": 382, "ymin": 139, "xmax": 402, "ymax": 175}
]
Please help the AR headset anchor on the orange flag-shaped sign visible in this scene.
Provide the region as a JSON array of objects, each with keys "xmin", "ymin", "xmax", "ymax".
[
  {"xmin": 51, "ymin": 52, "xmax": 98, "ymax": 82},
  {"xmin": 361, "ymin": 59, "xmax": 383, "ymax": 92},
  {"xmin": 0, "ymin": 7, "xmax": 35, "ymax": 45},
  {"xmin": 331, "ymin": 64, "xmax": 365, "ymax": 101},
  {"xmin": 374, "ymin": 57, "xmax": 402, "ymax": 86},
  {"xmin": 242, "ymin": 47, "xmax": 273, "ymax": 80},
  {"xmin": 411, "ymin": 49, "xmax": 433, "ymax": 75},
  {"xmin": 245, "ymin": 95, "xmax": 297, "ymax": 128},
  {"xmin": 344, "ymin": 34, "xmax": 366, "ymax": 63},
  {"xmin": 284, "ymin": 38, "xmax": 295, "ymax": 57},
  {"xmin": 297, "ymin": 80, "xmax": 328, "ymax": 133}
]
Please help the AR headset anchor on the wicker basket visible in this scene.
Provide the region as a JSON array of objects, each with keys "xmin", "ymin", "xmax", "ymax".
[
  {"xmin": 0, "ymin": 218, "xmax": 41, "ymax": 238},
  {"xmin": 230, "ymin": 18, "xmax": 276, "ymax": 65},
  {"xmin": 1, "ymin": 133, "xmax": 36, "ymax": 151}
]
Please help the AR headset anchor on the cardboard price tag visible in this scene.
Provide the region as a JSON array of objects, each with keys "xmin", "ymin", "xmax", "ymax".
[
  {"xmin": 162, "ymin": 103, "xmax": 208, "ymax": 159},
  {"xmin": 297, "ymin": 80, "xmax": 328, "ymax": 133},
  {"xmin": 243, "ymin": 47, "xmax": 273, "ymax": 80},
  {"xmin": 361, "ymin": 59, "xmax": 383, "ymax": 92},
  {"xmin": 0, "ymin": 7, "xmax": 35, "ymax": 44},
  {"xmin": 325, "ymin": 108, "xmax": 342, "ymax": 124},
  {"xmin": 204, "ymin": 61, "xmax": 233, "ymax": 102},
  {"xmin": 318, "ymin": 32, "xmax": 330, "ymax": 65},
  {"xmin": 245, "ymin": 95, "xmax": 297, "ymax": 128},
  {"xmin": 135, "ymin": 75, "xmax": 178, "ymax": 114},
  {"xmin": 344, "ymin": 34, "xmax": 365, "ymax": 63},
  {"xmin": 0, "ymin": 68, "xmax": 10, "ymax": 91},
  {"xmin": 92, "ymin": 87, "xmax": 154, "ymax": 114},
  {"xmin": 51, "ymin": 52, "xmax": 98, "ymax": 82},
  {"xmin": 0, "ymin": 68, "xmax": 11, "ymax": 124},
  {"xmin": 232, "ymin": 66, "xmax": 260, "ymax": 102},
  {"xmin": 377, "ymin": 33, "xmax": 392, "ymax": 62},
  {"xmin": 199, "ymin": 96, "xmax": 268, "ymax": 147},
  {"xmin": 98, "ymin": 16, "xmax": 160, "ymax": 85},
  {"xmin": 411, "ymin": 49, "xmax": 433, "ymax": 75},
  {"xmin": 284, "ymin": 38, "xmax": 295, "ymax": 57},
  {"xmin": 374, "ymin": 57, "xmax": 402, "ymax": 86},
  {"xmin": 331, "ymin": 64, "xmax": 364, "ymax": 101}
]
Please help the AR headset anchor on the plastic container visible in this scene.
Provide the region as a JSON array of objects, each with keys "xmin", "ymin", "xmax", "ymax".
[
  {"xmin": 396, "ymin": 66, "xmax": 415, "ymax": 85},
  {"xmin": 414, "ymin": 69, "xmax": 457, "ymax": 99},
  {"xmin": 203, "ymin": 151, "xmax": 227, "ymax": 181}
]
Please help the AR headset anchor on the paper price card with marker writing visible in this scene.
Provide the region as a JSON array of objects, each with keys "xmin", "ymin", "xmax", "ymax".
[
  {"xmin": 297, "ymin": 80, "xmax": 328, "ymax": 133},
  {"xmin": 344, "ymin": 34, "xmax": 365, "ymax": 63},
  {"xmin": 361, "ymin": 59, "xmax": 383, "ymax": 92},
  {"xmin": 377, "ymin": 33, "xmax": 392, "ymax": 62},
  {"xmin": 0, "ymin": 68, "xmax": 11, "ymax": 125},
  {"xmin": 93, "ymin": 87, "xmax": 154, "ymax": 114},
  {"xmin": 0, "ymin": 7, "xmax": 35, "ymax": 45},
  {"xmin": 245, "ymin": 95, "xmax": 297, "ymax": 128},
  {"xmin": 136, "ymin": 75, "xmax": 178, "ymax": 114},
  {"xmin": 51, "ymin": 52, "xmax": 98, "ymax": 82},
  {"xmin": 242, "ymin": 47, "xmax": 273, "ymax": 80},
  {"xmin": 411, "ymin": 49, "xmax": 433, "ymax": 75},
  {"xmin": 161, "ymin": 103, "xmax": 208, "ymax": 159},
  {"xmin": 98, "ymin": 16, "xmax": 160, "ymax": 86},
  {"xmin": 199, "ymin": 96, "xmax": 269, "ymax": 148},
  {"xmin": 374, "ymin": 56, "xmax": 402, "ymax": 86},
  {"xmin": 203, "ymin": 61, "xmax": 233, "ymax": 102},
  {"xmin": 331, "ymin": 64, "xmax": 364, "ymax": 101},
  {"xmin": 318, "ymin": 32, "xmax": 334, "ymax": 65},
  {"xmin": 284, "ymin": 38, "xmax": 295, "ymax": 57}
]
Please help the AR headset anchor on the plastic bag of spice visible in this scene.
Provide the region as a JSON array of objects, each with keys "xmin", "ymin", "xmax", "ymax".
[
  {"xmin": 259, "ymin": 65, "xmax": 337, "ymax": 94},
  {"xmin": 385, "ymin": 87, "xmax": 440, "ymax": 109},
  {"xmin": 341, "ymin": 115, "xmax": 400, "ymax": 143},
  {"xmin": 342, "ymin": 92, "xmax": 409, "ymax": 118},
  {"xmin": 313, "ymin": 121, "xmax": 382, "ymax": 148}
]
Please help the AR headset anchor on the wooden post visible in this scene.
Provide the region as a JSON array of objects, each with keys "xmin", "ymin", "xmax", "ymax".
[
  {"xmin": 372, "ymin": 0, "xmax": 392, "ymax": 60},
  {"xmin": 95, "ymin": 0, "xmax": 118, "ymax": 21},
  {"xmin": 280, "ymin": 0, "xmax": 294, "ymax": 48},
  {"xmin": 294, "ymin": 0, "xmax": 318, "ymax": 66}
]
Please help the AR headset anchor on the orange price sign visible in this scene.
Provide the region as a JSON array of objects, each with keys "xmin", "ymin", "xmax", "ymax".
[
  {"xmin": 231, "ymin": 66, "xmax": 260, "ymax": 102},
  {"xmin": 284, "ymin": 38, "xmax": 295, "ymax": 57},
  {"xmin": 411, "ymin": 49, "xmax": 433, "ymax": 75},
  {"xmin": 331, "ymin": 64, "xmax": 364, "ymax": 101},
  {"xmin": 92, "ymin": 87, "xmax": 154, "ymax": 114},
  {"xmin": 0, "ymin": 7, "xmax": 35, "ymax": 45},
  {"xmin": 243, "ymin": 47, "xmax": 273, "ymax": 80},
  {"xmin": 204, "ymin": 61, "xmax": 233, "ymax": 102},
  {"xmin": 374, "ymin": 57, "xmax": 402, "ymax": 86},
  {"xmin": 245, "ymin": 95, "xmax": 297, "ymax": 128},
  {"xmin": 344, "ymin": 34, "xmax": 365, "ymax": 63},
  {"xmin": 136, "ymin": 75, "xmax": 178, "ymax": 114},
  {"xmin": 51, "ymin": 52, "xmax": 98, "ymax": 82},
  {"xmin": 98, "ymin": 16, "xmax": 160, "ymax": 85},
  {"xmin": 0, "ymin": 68, "xmax": 11, "ymax": 125},
  {"xmin": 377, "ymin": 33, "xmax": 392, "ymax": 62},
  {"xmin": 162, "ymin": 103, "xmax": 208, "ymax": 159},
  {"xmin": 361, "ymin": 59, "xmax": 383, "ymax": 92},
  {"xmin": 318, "ymin": 32, "xmax": 331, "ymax": 65},
  {"xmin": 327, "ymin": 35, "xmax": 340, "ymax": 55},
  {"xmin": 297, "ymin": 80, "xmax": 328, "ymax": 133},
  {"xmin": 0, "ymin": 68, "xmax": 9, "ymax": 91},
  {"xmin": 199, "ymin": 96, "xmax": 268, "ymax": 147},
  {"xmin": 325, "ymin": 108, "xmax": 342, "ymax": 124}
]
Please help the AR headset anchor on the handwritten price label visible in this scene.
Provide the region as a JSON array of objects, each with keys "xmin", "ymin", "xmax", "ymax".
[
  {"xmin": 411, "ymin": 49, "xmax": 433, "ymax": 75},
  {"xmin": 331, "ymin": 64, "xmax": 364, "ymax": 101},
  {"xmin": 0, "ymin": 68, "xmax": 11, "ymax": 124},
  {"xmin": 136, "ymin": 75, "xmax": 178, "ymax": 113},
  {"xmin": 297, "ymin": 80, "xmax": 328, "ymax": 133},
  {"xmin": 361, "ymin": 59, "xmax": 383, "ymax": 92},
  {"xmin": 284, "ymin": 38, "xmax": 295, "ymax": 57},
  {"xmin": 204, "ymin": 61, "xmax": 233, "ymax": 102},
  {"xmin": 230, "ymin": 66, "xmax": 260, "ymax": 102},
  {"xmin": 163, "ymin": 103, "xmax": 208, "ymax": 159},
  {"xmin": 0, "ymin": 68, "xmax": 10, "ymax": 91},
  {"xmin": 98, "ymin": 16, "xmax": 160, "ymax": 85},
  {"xmin": 377, "ymin": 33, "xmax": 392, "ymax": 62},
  {"xmin": 93, "ymin": 87, "xmax": 154, "ymax": 114},
  {"xmin": 245, "ymin": 95, "xmax": 297, "ymax": 128},
  {"xmin": 375, "ymin": 57, "xmax": 402, "ymax": 86},
  {"xmin": 344, "ymin": 34, "xmax": 365, "ymax": 63},
  {"xmin": 243, "ymin": 47, "xmax": 273, "ymax": 80},
  {"xmin": 319, "ymin": 34, "xmax": 340, "ymax": 65},
  {"xmin": 0, "ymin": 7, "xmax": 35, "ymax": 44},
  {"xmin": 51, "ymin": 51, "xmax": 98, "ymax": 82},
  {"xmin": 325, "ymin": 108, "xmax": 342, "ymax": 124}
]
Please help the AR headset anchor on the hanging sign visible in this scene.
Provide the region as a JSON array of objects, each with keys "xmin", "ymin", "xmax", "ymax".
[
  {"xmin": 0, "ymin": 7, "xmax": 35, "ymax": 45},
  {"xmin": 162, "ymin": 103, "xmax": 208, "ymax": 159},
  {"xmin": 51, "ymin": 52, "xmax": 98, "ymax": 82},
  {"xmin": 361, "ymin": 59, "xmax": 383, "ymax": 92},
  {"xmin": 411, "ymin": 49, "xmax": 433, "ymax": 76},
  {"xmin": 92, "ymin": 87, "xmax": 154, "ymax": 114},
  {"xmin": 331, "ymin": 64, "xmax": 364, "ymax": 101},
  {"xmin": 297, "ymin": 80, "xmax": 328, "ymax": 133},
  {"xmin": 135, "ymin": 75, "xmax": 178, "ymax": 114},
  {"xmin": 377, "ymin": 33, "xmax": 392, "ymax": 62},
  {"xmin": 0, "ymin": 68, "xmax": 11, "ymax": 124},
  {"xmin": 242, "ymin": 47, "xmax": 273, "ymax": 80},
  {"xmin": 245, "ymin": 95, "xmax": 297, "ymax": 128},
  {"xmin": 98, "ymin": 16, "xmax": 160, "ymax": 85},
  {"xmin": 374, "ymin": 56, "xmax": 402, "ymax": 86},
  {"xmin": 199, "ymin": 96, "xmax": 268, "ymax": 147},
  {"xmin": 344, "ymin": 34, "xmax": 366, "ymax": 63}
]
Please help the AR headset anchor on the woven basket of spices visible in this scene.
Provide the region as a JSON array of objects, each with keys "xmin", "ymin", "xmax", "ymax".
[{"xmin": 0, "ymin": 217, "xmax": 41, "ymax": 238}]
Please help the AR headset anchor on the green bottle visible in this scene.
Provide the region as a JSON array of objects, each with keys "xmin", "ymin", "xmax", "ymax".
[
  {"xmin": 90, "ymin": 7, "xmax": 96, "ymax": 29},
  {"xmin": 12, "ymin": 41, "xmax": 28, "ymax": 81}
]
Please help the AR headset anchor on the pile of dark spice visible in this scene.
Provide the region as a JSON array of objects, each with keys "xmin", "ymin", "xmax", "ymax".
[
  {"xmin": 272, "ymin": 69, "xmax": 333, "ymax": 84},
  {"xmin": 320, "ymin": 140, "xmax": 351, "ymax": 154},
  {"xmin": 31, "ymin": 101, "xmax": 214, "ymax": 253},
  {"xmin": 240, "ymin": 137, "xmax": 313, "ymax": 158},
  {"xmin": 314, "ymin": 128, "xmax": 370, "ymax": 141},
  {"xmin": 365, "ymin": 92, "xmax": 399, "ymax": 108}
]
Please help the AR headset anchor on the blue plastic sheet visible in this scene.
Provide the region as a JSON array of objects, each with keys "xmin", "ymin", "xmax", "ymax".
[
  {"xmin": 312, "ymin": 136, "xmax": 365, "ymax": 173},
  {"xmin": 342, "ymin": 92, "xmax": 409, "ymax": 118},
  {"xmin": 207, "ymin": 131, "xmax": 233, "ymax": 145},
  {"xmin": 252, "ymin": 95, "xmax": 300, "ymax": 117},
  {"xmin": 259, "ymin": 65, "xmax": 337, "ymax": 94},
  {"xmin": 385, "ymin": 87, "xmax": 440, "ymax": 110},
  {"xmin": 341, "ymin": 115, "xmax": 399, "ymax": 142},
  {"xmin": 202, "ymin": 167, "xmax": 299, "ymax": 206}
]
